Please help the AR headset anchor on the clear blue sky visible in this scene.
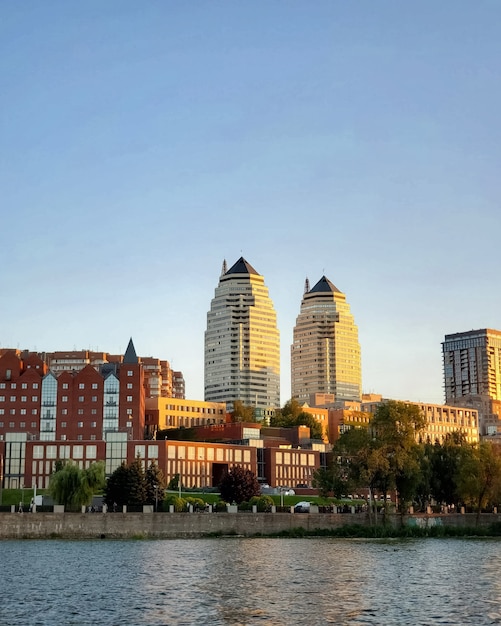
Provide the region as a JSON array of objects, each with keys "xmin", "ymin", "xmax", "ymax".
[{"xmin": 2, "ymin": 2, "xmax": 500, "ymax": 405}]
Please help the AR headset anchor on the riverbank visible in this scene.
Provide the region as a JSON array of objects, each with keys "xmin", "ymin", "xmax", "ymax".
[{"xmin": 2, "ymin": 511, "xmax": 501, "ymax": 540}]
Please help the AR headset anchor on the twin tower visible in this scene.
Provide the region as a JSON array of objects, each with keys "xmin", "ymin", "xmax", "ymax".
[{"xmin": 204, "ymin": 257, "xmax": 362, "ymax": 410}]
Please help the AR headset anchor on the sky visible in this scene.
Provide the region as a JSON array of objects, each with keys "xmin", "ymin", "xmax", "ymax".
[{"xmin": 1, "ymin": 2, "xmax": 501, "ymax": 406}]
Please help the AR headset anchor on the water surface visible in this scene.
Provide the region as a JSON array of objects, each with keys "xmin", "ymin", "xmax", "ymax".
[{"xmin": 1, "ymin": 538, "xmax": 500, "ymax": 625}]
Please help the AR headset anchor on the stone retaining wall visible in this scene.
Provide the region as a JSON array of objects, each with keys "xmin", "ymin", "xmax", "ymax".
[{"xmin": 1, "ymin": 511, "xmax": 500, "ymax": 539}]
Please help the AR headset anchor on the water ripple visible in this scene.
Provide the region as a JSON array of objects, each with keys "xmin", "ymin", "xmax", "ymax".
[{"xmin": 1, "ymin": 538, "xmax": 501, "ymax": 625}]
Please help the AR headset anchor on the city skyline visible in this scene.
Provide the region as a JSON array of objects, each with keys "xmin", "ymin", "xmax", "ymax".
[{"xmin": 2, "ymin": 3, "xmax": 501, "ymax": 406}]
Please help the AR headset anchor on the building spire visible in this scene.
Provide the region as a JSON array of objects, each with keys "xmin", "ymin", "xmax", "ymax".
[
  {"xmin": 304, "ymin": 277, "xmax": 310, "ymax": 294},
  {"xmin": 221, "ymin": 259, "xmax": 227, "ymax": 276},
  {"xmin": 123, "ymin": 338, "xmax": 138, "ymax": 364}
]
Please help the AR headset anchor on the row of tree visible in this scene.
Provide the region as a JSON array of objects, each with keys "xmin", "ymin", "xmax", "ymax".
[
  {"xmin": 49, "ymin": 458, "xmax": 167, "ymax": 511},
  {"xmin": 313, "ymin": 400, "xmax": 501, "ymax": 521},
  {"xmin": 48, "ymin": 457, "xmax": 261, "ymax": 510}
]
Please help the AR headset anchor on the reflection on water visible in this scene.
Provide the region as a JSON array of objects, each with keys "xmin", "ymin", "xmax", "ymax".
[{"xmin": 1, "ymin": 538, "xmax": 501, "ymax": 625}]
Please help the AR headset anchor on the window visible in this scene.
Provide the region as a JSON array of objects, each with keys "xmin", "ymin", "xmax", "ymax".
[
  {"xmin": 79, "ymin": 383, "xmax": 85, "ymax": 389},
  {"xmin": 73, "ymin": 445, "xmax": 83, "ymax": 458},
  {"xmin": 0, "ymin": 422, "xmax": 3, "ymax": 427},
  {"xmin": 32, "ymin": 396, "xmax": 38, "ymax": 402},
  {"xmin": 10, "ymin": 409, "xmax": 15, "ymax": 415},
  {"xmin": 20, "ymin": 396, "xmax": 27, "ymax": 402},
  {"xmin": 0, "ymin": 383, "xmax": 4, "ymax": 389},
  {"xmin": 61, "ymin": 422, "xmax": 67, "ymax": 428},
  {"xmin": 20, "ymin": 409, "xmax": 26, "ymax": 415},
  {"xmin": 62, "ymin": 396, "xmax": 68, "ymax": 403},
  {"xmin": 62, "ymin": 383, "xmax": 68, "ymax": 390},
  {"xmin": 126, "ymin": 421, "xmax": 132, "ymax": 428},
  {"xmin": 127, "ymin": 408, "xmax": 133, "ymax": 415},
  {"xmin": 20, "ymin": 422, "xmax": 25, "ymax": 428},
  {"xmin": 91, "ymin": 409, "xmax": 97, "ymax": 415},
  {"xmin": 61, "ymin": 409, "xmax": 67, "ymax": 415},
  {"xmin": 9, "ymin": 422, "xmax": 14, "ymax": 428},
  {"xmin": 60, "ymin": 435, "xmax": 67, "ymax": 441},
  {"xmin": 10, "ymin": 396, "xmax": 16, "ymax": 402},
  {"xmin": 86, "ymin": 445, "xmax": 97, "ymax": 459},
  {"xmin": 77, "ymin": 422, "xmax": 83, "ymax": 428},
  {"xmin": 21, "ymin": 383, "xmax": 27, "ymax": 389},
  {"xmin": 31, "ymin": 422, "xmax": 36, "ymax": 428},
  {"xmin": 127, "ymin": 396, "xmax": 132, "ymax": 402},
  {"xmin": 0, "ymin": 409, "xmax": 3, "ymax": 415},
  {"xmin": 91, "ymin": 396, "xmax": 97, "ymax": 402},
  {"xmin": 127, "ymin": 383, "xmax": 133, "ymax": 389},
  {"xmin": 33, "ymin": 383, "xmax": 38, "ymax": 389},
  {"xmin": 0, "ymin": 396, "xmax": 4, "ymax": 402},
  {"xmin": 11, "ymin": 383, "xmax": 16, "ymax": 389},
  {"xmin": 127, "ymin": 370, "xmax": 133, "ymax": 376},
  {"xmin": 92, "ymin": 383, "xmax": 98, "ymax": 390},
  {"xmin": 78, "ymin": 409, "xmax": 84, "ymax": 415},
  {"xmin": 32, "ymin": 409, "xmax": 37, "ymax": 415},
  {"xmin": 77, "ymin": 435, "xmax": 83, "ymax": 441},
  {"xmin": 91, "ymin": 422, "xmax": 96, "ymax": 428},
  {"xmin": 78, "ymin": 396, "xmax": 84, "ymax": 402},
  {"xmin": 90, "ymin": 435, "xmax": 96, "ymax": 441}
]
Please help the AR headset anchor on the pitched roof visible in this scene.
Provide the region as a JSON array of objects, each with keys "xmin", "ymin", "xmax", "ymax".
[
  {"xmin": 225, "ymin": 257, "xmax": 259, "ymax": 276},
  {"xmin": 123, "ymin": 338, "xmax": 138, "ymax": 364},
  {"xmin": 309, "ymin": 276, "xmax": 341, "ymax": 294}
]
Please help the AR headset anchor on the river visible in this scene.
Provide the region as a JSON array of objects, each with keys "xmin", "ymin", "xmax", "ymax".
[{"xmin": 1, "ymin": 537, "xmax": 500, "ymax": 625}]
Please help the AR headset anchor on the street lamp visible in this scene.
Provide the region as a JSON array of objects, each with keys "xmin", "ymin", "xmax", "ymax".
[{"xmin": 154, "ymin": 484, "xmax": 158, "ymax": 513}]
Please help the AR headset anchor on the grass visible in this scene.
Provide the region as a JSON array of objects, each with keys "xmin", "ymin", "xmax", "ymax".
[
  {"xmin": 0, "ymin": 488, "xmax": 47, "ymax": 507},
  {"xmin": 266, "ymin": 523, "xmax": 501, "ymax": 539}
]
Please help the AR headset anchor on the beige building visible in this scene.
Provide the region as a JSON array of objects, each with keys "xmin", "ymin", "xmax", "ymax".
[
  {"xmin": 443, "ymin": 328, "xmax": 501, "ymax": 435},
  {"xmin": 145, "ymin": 397, "xmax": 227, "ymax": 435},
  {"xmin": 291, "ymin": 276, "xmax": 362, "ymax": 404},
  {"xmin": 204, "ymin": 257, "xmax": 280, "ymax": 410},
  {"xmin": 360, "ymin": 399, "xmax": 479, "ymax": 444}
]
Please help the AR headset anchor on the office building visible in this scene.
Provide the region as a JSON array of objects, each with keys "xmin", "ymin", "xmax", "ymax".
[
  {"xmin": 291, "ymin": 276, "xmax": 362, "ymax": 404},
  {"xmin": 442, "ymin": 329, "xmax": 501, "ymax": 435},
  {"xmin": 204, "ymin": 257, "xmax": 280, "ymax": 411}
]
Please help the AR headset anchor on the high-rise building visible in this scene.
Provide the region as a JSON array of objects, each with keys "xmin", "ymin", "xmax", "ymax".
[
  {"xmin": 291, "ymin": 276, "xmax": 362, "ymax": 404},
  {"xmin": 204, "ymin": 257, "xmax": 280, "ymax": 410},
  {"xmin": 442, "ymin": 328, "xmax": 501, "ymax": 435}
]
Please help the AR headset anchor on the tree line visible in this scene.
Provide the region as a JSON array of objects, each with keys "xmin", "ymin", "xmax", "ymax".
[{"xmin": 313, "ymin": 400, "xmax": 501, "ymax": 522}]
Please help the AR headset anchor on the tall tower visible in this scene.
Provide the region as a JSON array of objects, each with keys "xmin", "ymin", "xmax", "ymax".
[
  {"xmin": 291, "ymin": 276, "xmax": 362, "ymax": 404},
  {"xmin": 442, "ymin": 328, "xmax": 501, "ymax": 435},
  {"xmin": 204, "ymin": 257, "xmax": 280, "ymax": 410}
]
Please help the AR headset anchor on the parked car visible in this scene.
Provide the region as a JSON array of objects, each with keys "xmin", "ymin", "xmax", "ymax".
[{"xmin": 294, "ymin": 501, "xmax": 311, "ymax": 513}]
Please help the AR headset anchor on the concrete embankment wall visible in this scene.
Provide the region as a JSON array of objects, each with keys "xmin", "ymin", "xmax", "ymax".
[{"xmin": 1, "ymin": 511, "xmax": 500, "ymax": 539}]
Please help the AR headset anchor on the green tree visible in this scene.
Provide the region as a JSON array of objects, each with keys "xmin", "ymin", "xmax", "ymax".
[
  {"xmin": 156, "ymin": 427, "xmax": 197, "ymax": 441},
  {"xmin": 219, "ymin": 466, "xmax": 261, "ymax": 504},
  {"xmin": 429, "ymin": 432, "xmax": 470, "ymax": 507},
  {"xmin": 370, "ymin": 401, "xmax": 426, "ymax": 512},
  {"xmin": 230, "ymin": 400, "xmax": 256, "ymax": 423},
  {"xmin": 104, "ymin": 457, "xmax": 147, "ymax": 508},
  {"xmin": 457, "ymin": 441, "xmax": 501, "ymax": 524},
  {"xmin": 127, "ymin": 456, "xmax": 147, "ymax": 507},
  {"xmin": 145, "ymin": 461, "xmax": 166, "ymax": 509},
  {"xmin": 271, "ymin": 398, "xmax": 323, "ymax": 440},
  {"xmin": 49, "ymin": 460, "xmax": 105, "ymax": 509},
  {"xmin": 104, "ymin": 462, "xmax": 130, "ymax": 508}
]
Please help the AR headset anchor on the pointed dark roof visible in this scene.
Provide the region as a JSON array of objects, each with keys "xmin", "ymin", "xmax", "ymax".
[
  {"xmin": 123, "ymin": 338, "xmax": 138, "ymax": 364},
  {"xmin": 225, "ymin": 257, "xmax": 259, "ymax": 276},
  {"xmin": 309, "ymin": 276, "xmax": 341, "ymax": 294}
]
